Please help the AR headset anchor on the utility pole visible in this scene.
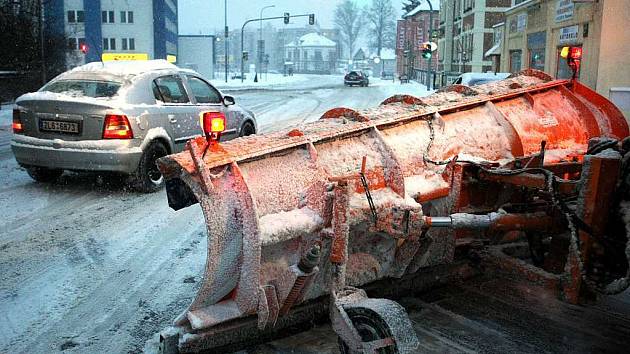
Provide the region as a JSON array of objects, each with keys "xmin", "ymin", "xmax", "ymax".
[
  {"xmin": 224, "ymin": 0, "xmax": 228, "ymax": 83},
  {"xmin": 38, "ymin": 0, "xmax": 46, "ymax": 84},
  {"xmin": 425, "ymin": 0, "xmax": 434, "ymax": 90},
  {"xmin": 258, "ymin": 5, "xmax": 275, "ymax": 81}
]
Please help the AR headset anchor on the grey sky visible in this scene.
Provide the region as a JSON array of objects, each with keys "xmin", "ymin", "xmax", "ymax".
[{"xmin": 178, "ymin": 0, "xmax": 407, "ymax": 35}]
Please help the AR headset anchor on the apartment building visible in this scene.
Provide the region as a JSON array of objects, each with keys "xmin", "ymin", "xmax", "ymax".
[
  {"xmin": 43, "ymin": 0, "xmax": 178, "ymax": 68},
  {"xmin": 396, "ymin": 1, "xmax": 440, "ymax": 84}
]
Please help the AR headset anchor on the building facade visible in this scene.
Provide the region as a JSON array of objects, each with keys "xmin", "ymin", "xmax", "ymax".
[
  {"xmin": 396, "ymin": 1, "xmax": 440, "ymax": 85},
  {"xmin": 284, "ymin": 33, "xmax": 337, "ymax": 74},
  {"xmin": 43, "ymin": 0, "xmax": 178, "ymax": 68},
  {"xmin": 496, "ymin": 0, "xmax": 630, "ymax": 100},
  {"xmin": 438, "ymin": 0, "xmax": 511, "ymax": 86}
]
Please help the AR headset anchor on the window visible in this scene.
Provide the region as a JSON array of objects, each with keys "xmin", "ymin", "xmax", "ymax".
[
  {"xmin": 78, "ymin": 38, "xmax": 86, "ymax": 49},
  {"xmin": 121, "ymin": 11, "xmax": 133, "ymax": 23},
  {"xmin": 68, "ymin": 38, "xmax": 77, "ymax": 50},
  {"xmin": 42, "ymin": 80, "xmax": 122, "ymax": 98},
  {"xmin": 103, "ymin": 38, "xmax": 109, "ymax": 50},
  {"xmin": 153, "ymin": 76, "xmax": 190, "ymax": 103},
  {"xmin": 102, "ymin": 10, "xmax": 114, "ymax": 23},
  {"xmin": 510, "ymin": 50, "xmax": 522, "ymax": 72},
  {"xmin": 187, "ymin": 77, "xmax": 222, "ymax": 104},
  {"xmin": 530, "ymin": 48, "xmax": 545, "ymax": 71},
  {"xmin": 67, "ymin": 10, "xmax": 84, "ymax": 23},
  {"xmin": 122, "ymin": 38, "xmax": 128, "ymax": 50},
  {"xmin": 129, "ymin": 38, "xmax": 135, "ymax": 50},
  {"xmin": 110, "ymin": 38, "xmax": 116, "ymax": 50}
]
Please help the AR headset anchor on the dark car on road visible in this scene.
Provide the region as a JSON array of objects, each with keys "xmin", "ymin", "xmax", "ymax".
[{"xmin": 344, "ymin": 71, "xmax": 369, "ymax": 87}]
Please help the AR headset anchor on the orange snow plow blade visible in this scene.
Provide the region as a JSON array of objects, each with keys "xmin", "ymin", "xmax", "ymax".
[{"xmin": 156, "ymin": 70, "xmax": 630, "ymax": 353}]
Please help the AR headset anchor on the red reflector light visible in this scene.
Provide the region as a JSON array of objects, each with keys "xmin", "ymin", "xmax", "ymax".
[
  {"xmin": 201, "ymin": 112, "xmax": 226, "ymax": 133},
  {"xmin": 569, "ymin": 47, "xmax": 582, "ymax": 60},
  {"xmin": 103, "ymin": 114, "xmax": 133, "ymax": 139},
  {"xmin": 12, "ymin": 109, "xmax": 23, "ymax": 134}
]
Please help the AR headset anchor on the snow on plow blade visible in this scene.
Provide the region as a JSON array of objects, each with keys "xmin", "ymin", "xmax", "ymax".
[{"xmin": 155, "ymin": 70, "xmax": 629, "ymax": 353}]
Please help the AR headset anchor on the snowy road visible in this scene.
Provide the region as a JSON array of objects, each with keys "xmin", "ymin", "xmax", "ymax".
[{"xmin": 0, "ymin": 78, "xmax": 429, "ymax": 353}]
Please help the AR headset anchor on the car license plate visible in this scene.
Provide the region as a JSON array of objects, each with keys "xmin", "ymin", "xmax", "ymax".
[{"xmin": 40, "ymin": 120, "xmax": 80, "ymax": 134}]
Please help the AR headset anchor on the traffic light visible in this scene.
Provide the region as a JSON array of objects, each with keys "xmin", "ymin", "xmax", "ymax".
[
  {"xmin": 421, "ymin": 42, "xmax": 432, "ymax": 59},
  {"xmin": 80, "ymin": 43, "xmax": 88, "ymax": 54},
  {"xmin": 309, "ymin": 14, "xmax": 315, "ymax": 25},
  {"xmin": 242, "ymin": 51, "xmax": 249, "ymax": 61},
  {"xmin": 284, "ymin": 12, "xmax": 290, "ymax": 24}
]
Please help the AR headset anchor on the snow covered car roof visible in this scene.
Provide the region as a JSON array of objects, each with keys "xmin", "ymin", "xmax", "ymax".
[{"xmin": 67, "ymin": 59, "xmax": 178, "ymax": 77}]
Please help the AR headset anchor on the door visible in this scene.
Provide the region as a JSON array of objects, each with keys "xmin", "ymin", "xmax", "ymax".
[
  {"xmin": 153, "ymin": 75, "xmax": 198, "ymax": 150},
  {"xmin": 185, "ymin": 76, "xmax": 238, "ymax": 139}
]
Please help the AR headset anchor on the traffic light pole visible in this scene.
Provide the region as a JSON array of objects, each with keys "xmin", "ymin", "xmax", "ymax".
[
  {"xmin": 426, "ymin": 0, "xmax": 434, "ymax": 91},
  {"xmin": 240, "ymin": 14, "xmax": 314, "ymax": 83}
]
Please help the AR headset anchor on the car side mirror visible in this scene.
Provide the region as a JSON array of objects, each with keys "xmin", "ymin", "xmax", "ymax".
[{"xmin": 223, "ymin": 95, "xmax": 235, "ymax": 106}]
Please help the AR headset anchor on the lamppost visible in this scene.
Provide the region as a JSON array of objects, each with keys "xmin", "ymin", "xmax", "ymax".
[
  {"xmin": 257, "ymin": 5, "xmax": 275, "ymax": 80},
  {"xmin": 424, "ymin": 0, "xmax": 434, "ymax": 90},
  {"xmin": 224, "ymin": 0, "xmax": 228, "ymax": 82}
]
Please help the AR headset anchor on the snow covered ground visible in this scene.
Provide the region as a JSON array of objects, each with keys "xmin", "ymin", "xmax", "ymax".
[
  {"xmin": 0, "ymin": 78, "xmax": 428, "ymax": 353},
  {"xmin": 0, "ymin": 103, "xmax": 12, "ymax": 128},
  {"xmin": 213, "ymin": 73, "xmax": 343, "ymax": 92}
]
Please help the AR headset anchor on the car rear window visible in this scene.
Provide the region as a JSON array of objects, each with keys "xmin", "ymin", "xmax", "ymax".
[{"xmin": 41, "ymin": 80, "xmax": 121, "ymax": 98}]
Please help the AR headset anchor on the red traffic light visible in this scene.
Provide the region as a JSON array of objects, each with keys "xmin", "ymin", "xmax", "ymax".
[{"xmin": 80, "ymin": 43, "xmax": 88, "ymax": 54}]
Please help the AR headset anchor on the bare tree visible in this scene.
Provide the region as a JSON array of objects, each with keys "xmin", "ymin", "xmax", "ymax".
[
  {"xmin": 334, "ymin": 0, "xmax": 364, "ymax": 59},
  {"xmin": 365, "ymin": 0, "xmax": 396, "ymax": 56}
]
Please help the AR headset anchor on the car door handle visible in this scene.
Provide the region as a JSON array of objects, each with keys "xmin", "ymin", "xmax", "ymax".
[{"xmin": 168, "ymin": 114, "xmax": 177, "ymax": 123}]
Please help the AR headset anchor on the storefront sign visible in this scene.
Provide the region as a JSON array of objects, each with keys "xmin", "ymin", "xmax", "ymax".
[
  {"xmin": 397, "ymin": 20, "xmax": 405, "ymax": 50},
  {"xmin": 555, "ymin": 0, "xmax": 574, "ymax": 23},
  {"xmin": 102, "ymin": 53, "xmax": 149, "ymax": 61},
  {"xmin": 166, "ymin": 55, "xmax": 177, "ymax": 63},
  {"xmin": 559, "ymin": 25, "xmax": 579, "ymax": 44}
]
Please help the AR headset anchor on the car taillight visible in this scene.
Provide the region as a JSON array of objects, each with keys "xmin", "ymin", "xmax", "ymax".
[
  {"xmin": 199, "ymin": 111, "xmax": 226, "ymax": 143},
  {"xmin": 12, "ymin": 109, "xmax": 23, "ymax": 134},
  {"xmin": 103, "ymin": 114, "xmax": 133, "ymax": 139}
]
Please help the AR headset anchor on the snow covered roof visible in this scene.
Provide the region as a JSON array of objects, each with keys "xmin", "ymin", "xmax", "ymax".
[
  {"xmin": 403, "ymin": 0, "xmax": 440, "ymax": 18},
  {"xmin": 286, "ymin": 33, "xmax": 336, "ymax": 47},
  {"xmin": 66, "ymin": 60, "xmax": 178, "ymax": 77},
  {"xmin": 484, "ymin": 42, "xmax": 501, "ymax": 58}
]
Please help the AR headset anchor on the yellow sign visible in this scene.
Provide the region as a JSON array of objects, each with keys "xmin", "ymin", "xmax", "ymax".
[
  {"xmin": 101, "ymin": 53, "xmax": 149, "ymax": 61},
  {"xmin": 166, "ymin": 54, "xmax": 177, "ymax": 63}
]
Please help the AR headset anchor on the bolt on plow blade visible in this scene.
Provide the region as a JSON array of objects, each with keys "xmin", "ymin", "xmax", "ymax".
[{"xmin": 154, "ymin": 70, "xmax": 629, "ymax": 353}]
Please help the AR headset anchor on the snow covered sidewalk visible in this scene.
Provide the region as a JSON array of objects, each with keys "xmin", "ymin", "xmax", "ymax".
[{"xmin": 213, "ymin": 73, "xmax": 344, "ymax": 92}]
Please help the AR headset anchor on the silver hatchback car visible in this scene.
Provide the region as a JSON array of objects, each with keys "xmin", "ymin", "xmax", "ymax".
[{"xmin": 11, "ymin": 60, "xmax": 257, "ymax": 192}]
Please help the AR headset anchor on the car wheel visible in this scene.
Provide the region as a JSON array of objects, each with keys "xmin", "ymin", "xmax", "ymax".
[
  {"xmin": 26, "ymin": 166, "xmax": 63, "ymax": 183},
  {"xmin": 132, "ymin": 140, "xmax": 168, "ymax": 193},
  {"xmin": 240, "ymin": 121, "xmax": 256, "ymax": 137}
]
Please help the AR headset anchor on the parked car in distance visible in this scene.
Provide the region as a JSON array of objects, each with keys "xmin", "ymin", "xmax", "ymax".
[
  {"xmin": 381, "ymin": 71, "xmax": 394, "ymax": 80},
  {"xmin": 344, "ymin": 71, "xmax": 369, "ymax": 87},
  {"xmin": 11, "ymin": 60, "xmax": 257, "ymax": 192},
  {"xmin": 453, "ymin": 72, "xmax": 510, "ymax": 86}
]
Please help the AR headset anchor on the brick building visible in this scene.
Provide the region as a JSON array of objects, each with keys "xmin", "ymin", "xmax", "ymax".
[
  {"xmin": 437, "ymin": 0, "xmax": 511, "ymax": 86},
  {"xmin": 396, "ymin": 1, "xmax": 440, "ymax": 86}
]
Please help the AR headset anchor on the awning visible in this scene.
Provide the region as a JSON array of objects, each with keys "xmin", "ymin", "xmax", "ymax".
[{"xmin": 484, "ymin": 42, "xmax": 501, "ymax": 58}]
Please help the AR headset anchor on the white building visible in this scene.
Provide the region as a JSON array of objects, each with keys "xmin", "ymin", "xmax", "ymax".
[
  {"xmin": 284, "ymin": 33, "xmax": 337, "ymax": 74},
  {"xmin": 44, "ymin": 0, "xmax": 178, "ymax": 68}
]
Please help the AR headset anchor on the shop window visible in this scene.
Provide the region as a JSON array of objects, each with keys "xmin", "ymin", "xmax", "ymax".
[{"xmin": 529, "ymin": 48, "xmax": 545, "ymax": 71}]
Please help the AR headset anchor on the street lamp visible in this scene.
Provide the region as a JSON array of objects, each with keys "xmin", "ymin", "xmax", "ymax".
[
  {"xmin": 224, "ymin": 0, "xmax": 228, "ymax": 83},
  {"xmin": 258, "ymin": 5, "xmax": 275, "ymax": 79}
]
